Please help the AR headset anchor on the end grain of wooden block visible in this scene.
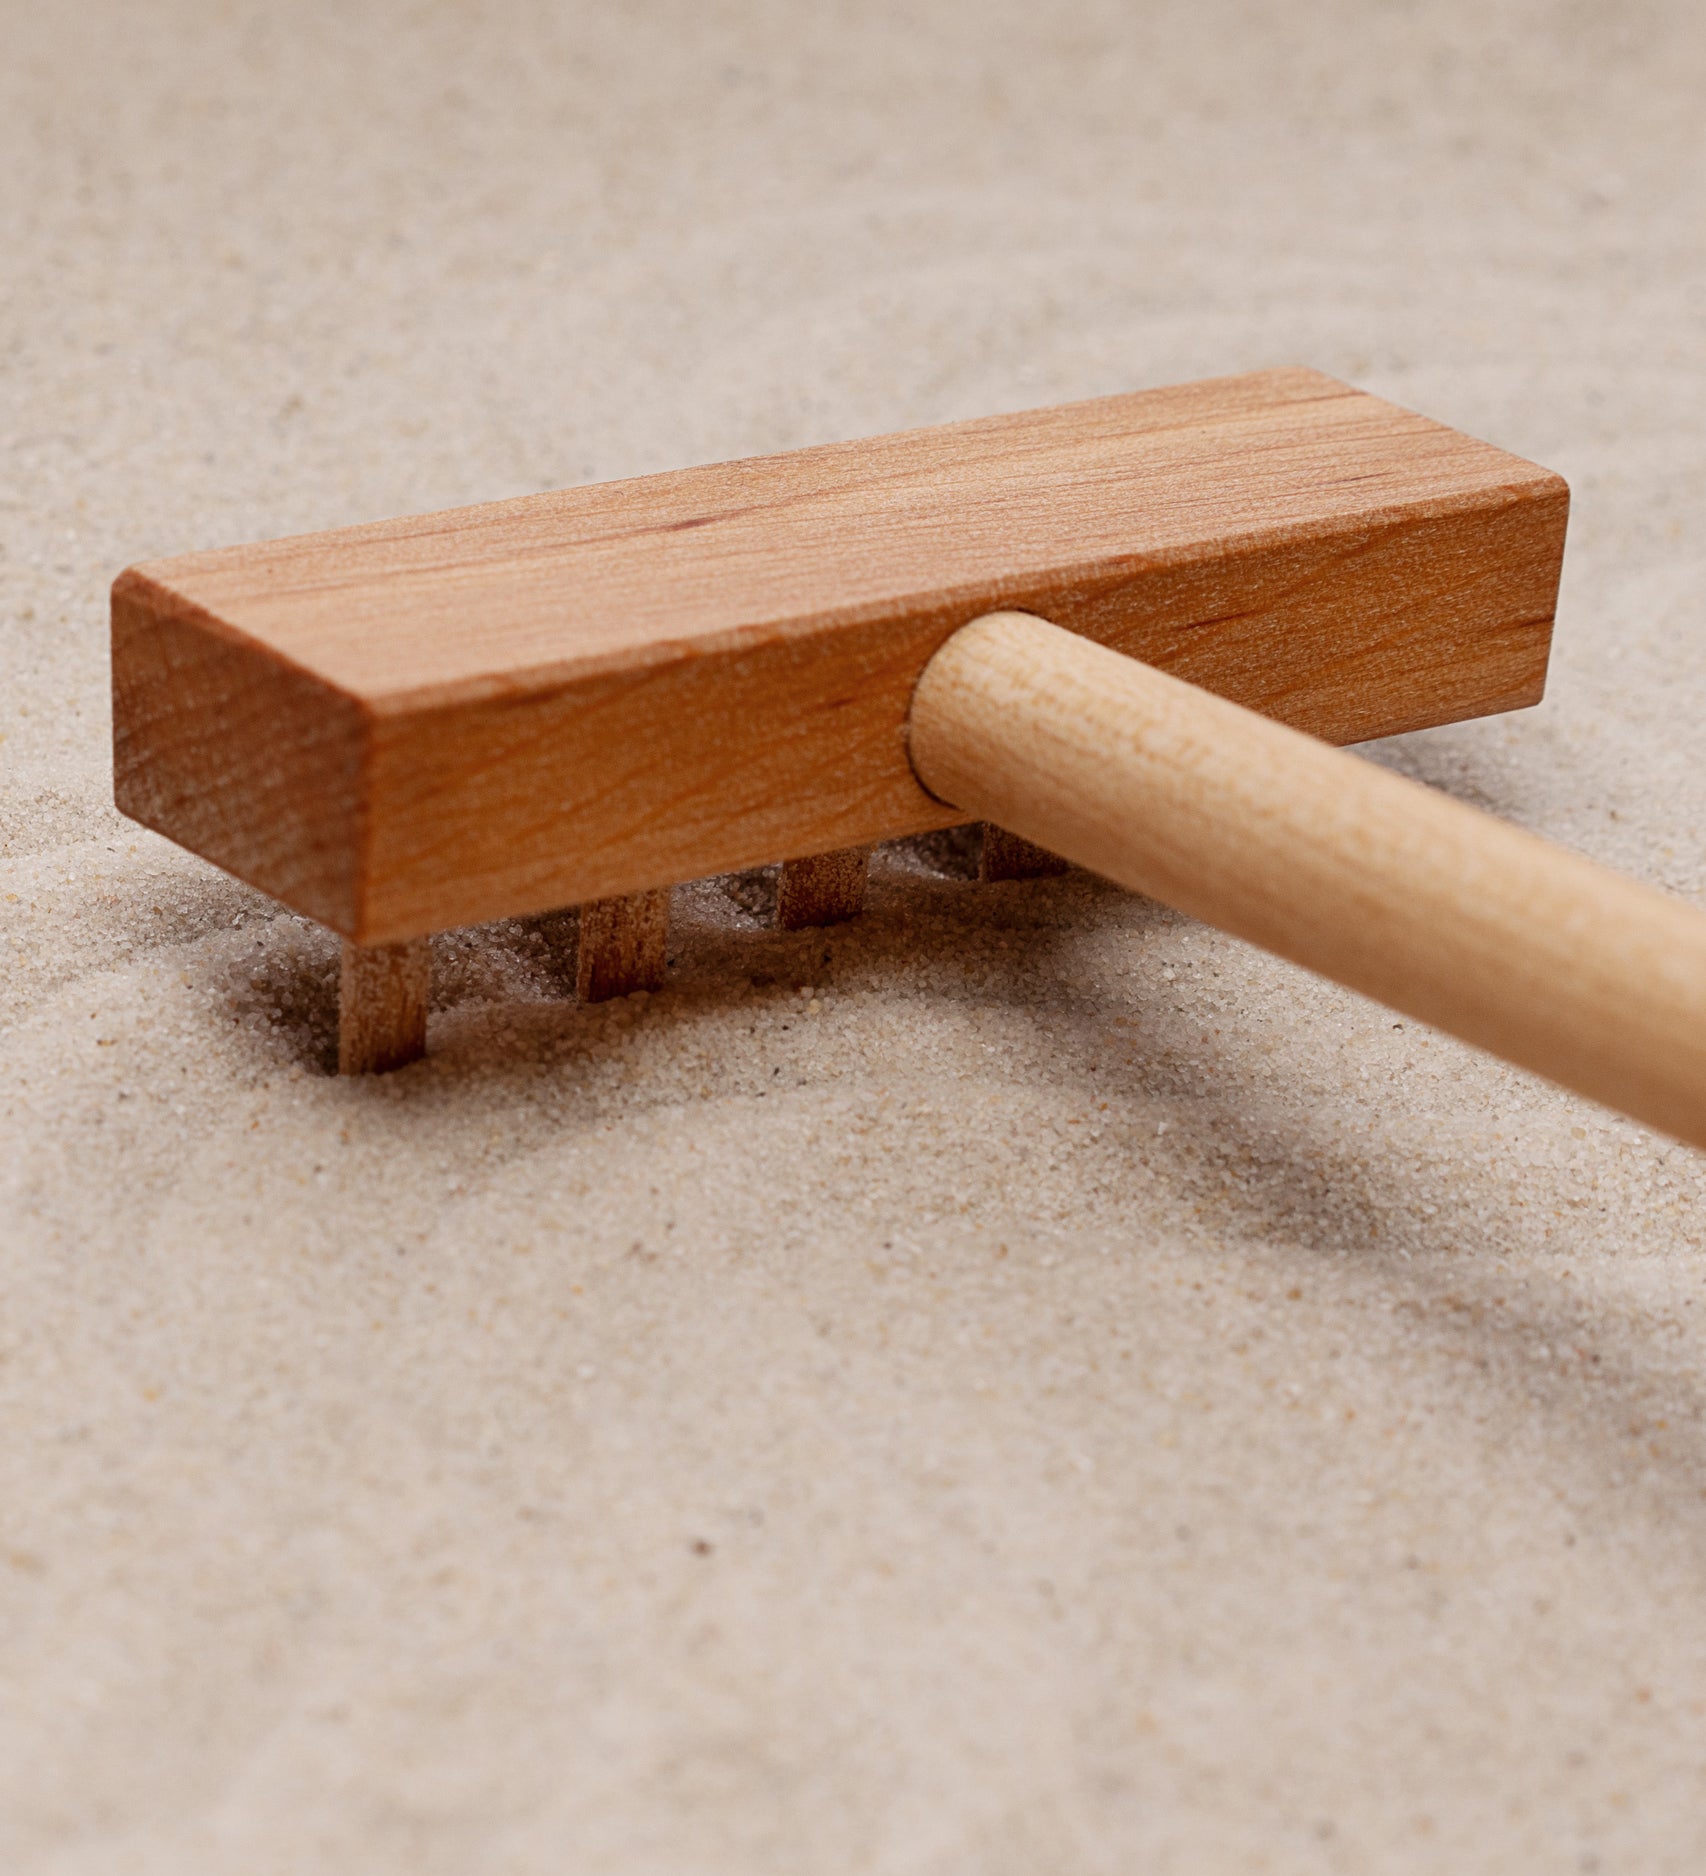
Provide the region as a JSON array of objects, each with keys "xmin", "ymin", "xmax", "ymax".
[
  {"xmin": 577, "ymin": 890, "xmax": 671, "ymax": 1002},
  {"xmin": 338, "ymin": 938, "xmax": 430, "ymax": 1075},
  {"xmin": 777, "ymin": 847, "xmax": 870, "ymax": 929},
  {"xmin": 980, "ymin": 826, "xmax": 1070, "ymax": 882}
]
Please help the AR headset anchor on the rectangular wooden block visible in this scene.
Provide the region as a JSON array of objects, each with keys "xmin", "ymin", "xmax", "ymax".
[{"xmin": 111, "ymin": 368, "xmax": 1568, "ymax": 943}]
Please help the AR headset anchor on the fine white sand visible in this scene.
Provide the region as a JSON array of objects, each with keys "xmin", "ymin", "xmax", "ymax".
[{"xmin": 4, "ymin": 3, "xmax": 1706, "ymax": 1869}]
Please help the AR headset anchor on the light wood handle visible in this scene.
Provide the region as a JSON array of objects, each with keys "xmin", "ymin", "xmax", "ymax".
[{"xmin": 909, "ymin": 611, "xmax": 1706, "ymax": 1150}]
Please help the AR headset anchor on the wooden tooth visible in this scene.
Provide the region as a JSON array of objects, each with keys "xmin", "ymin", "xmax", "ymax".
[
  {"xmin": 338, "ymin": 937, "xmax": 430, "ymax": 1074},
  {"xmin": 980, "ymin": 825, "xmax": 1070, "ymax": 882},
  {"xmin": 576, "ymin": 889, "xmax": 671, "ymax": 1002},
  {"xmin": 777, "ymin": 847, "xmax": 870, "ymax": 930}
]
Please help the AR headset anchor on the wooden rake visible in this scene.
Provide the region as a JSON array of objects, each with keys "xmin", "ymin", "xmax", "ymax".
[{"xmin": 108, "ymin": 368, "xmax": 1706, "ymax": 1147}]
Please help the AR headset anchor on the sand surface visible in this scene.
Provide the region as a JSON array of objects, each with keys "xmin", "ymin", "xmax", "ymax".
[{"xmin": 5, "ymin": 2, "xmax": 1706, "ymax": 1869}]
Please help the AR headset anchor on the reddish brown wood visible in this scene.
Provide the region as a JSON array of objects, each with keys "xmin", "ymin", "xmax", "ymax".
[
  {"xmin": 338, "ymin": 939, "xmax": 430, "ymax": 1074},
  {"xmin": 777, "ymin": 848, "xmax": 870, "ymax": 929},
  {"xmin": 576, "ymin": 891, "xmax": 670, "ymax": 1002},
  {"xmin": 112, "ymin": 369, "xmax": 1567, "ymax": 943},
  {"xmin": 980, "ymin": 827, "xmax": 1070, "ymax": 882}
]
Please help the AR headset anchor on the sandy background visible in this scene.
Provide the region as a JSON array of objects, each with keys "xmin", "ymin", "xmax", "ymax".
[{"xmin": 4, "ymin": 1, "xmax": 1706, "ymax": 1869}]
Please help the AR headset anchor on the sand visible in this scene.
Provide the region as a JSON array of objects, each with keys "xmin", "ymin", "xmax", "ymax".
[{"xmin": 4, "ymin": 1, "xmax": 1706, "ymax": 1868}]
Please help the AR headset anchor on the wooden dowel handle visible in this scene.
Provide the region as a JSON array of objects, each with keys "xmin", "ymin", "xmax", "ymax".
[{"xmin": 909, "ymin": 611, "xmax": 1706, "ymax": 1149}]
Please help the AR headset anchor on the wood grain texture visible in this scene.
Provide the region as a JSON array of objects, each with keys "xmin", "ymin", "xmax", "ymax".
[
  {"xmin": 576, "ymin": 891, "xmax": 670, "ymax": 1002},
  {"xmin": 980, "ymin": 827, "xmax": 1070, "ymax": 882},
  {"xmin": 338, "ymin": 939, "xmax": 430, "ymax": 1075},
  {"xmin": 112, "ymin": 369, "xmax": 1567, "ymax": 943},
  {"xmin": 113, "ymin": 590, "xmax": 367, "ymax": 933},
  {"xmin": 777, "ymin": 847, "xmax": 870, "ymax": 929},
  {"xmin": 911, "ymin": 613, "xmax": 1706, "ymax": 1149}
]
